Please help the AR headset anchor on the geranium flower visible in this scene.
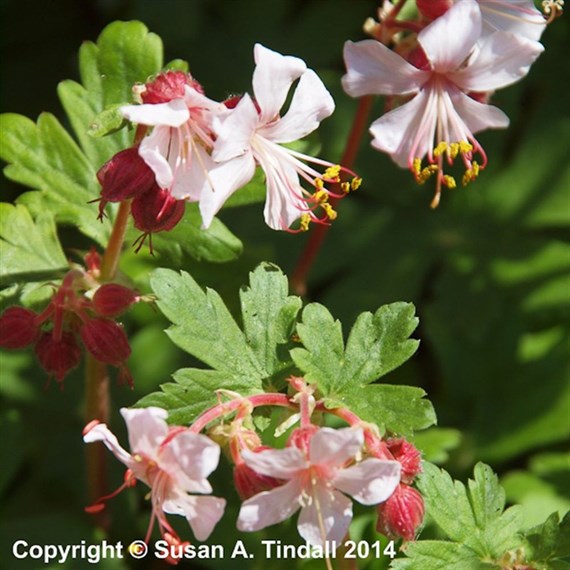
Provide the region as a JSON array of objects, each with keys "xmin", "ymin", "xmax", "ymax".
[
  {"xmin": 236, "ymin": 427, "xmax": 401, "ymax": 545},
  {"xmin": 342, "ymin": 0, "xmax": 543, "ymax": 206},
  {"xmin": 83, "ymin": 407, "xmax": 225, "ymax": 544},
  {"xmin": 121, "ymin": 73, "xmax": 225, "ymax": 202},
  {"xmin": 203, "ymin": 44, "xmax": 360, "ymax": 231}
]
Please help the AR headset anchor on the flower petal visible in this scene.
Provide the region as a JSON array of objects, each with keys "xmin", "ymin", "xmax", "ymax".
[
  {"xmin": 237, "ymin": 479, "xmax": 303, "ymax": 532},
  {"xmin": 138, "ymin": 126, "xmax": 175, "ymax": 189},
  {"xmin": 261, "ymin": 69, "xmax": 334, "ymax": 143},
  {"xmin": 450, "ymin": 31, "xmax": 544, "ymax": 92},
  {"xmin": 297, "ymin": 487, "xmax": 352, "ymax": 546},
  {"xmin": 241, "ymin": 446, "xmax": 308, "ymax": 479},
  {"xmin": 419, "ymin": 0, "xmax": 481, "ymax": 73},
  {"xmin": 170, "ymin": 144, "xmax": 214, "ymax": 202},
  {"xmin": 163, "ymin": 494, "xmax": 226, "ymax": 541},
  {"xmin": 309, "ymin": 427, "xmax": 364, "ymax": 467},
  {"xmin": 333, "ymin": 459, "xmax": 401, "ymax": 505},
  {"xmin": 342, "ymin": 40, "xmax": 426, "ymax": 97},
  {"xmin": 252, "ymin": 44, "xmax": 307, "ymax": 123},
  {"xmin": 450, "ymin": 89, "xmax": 510, "ymax": 134},
  {"xmin": 83, "ymin": 422, "xmax": 132, "ymax": 467},
  {"xmin": 477, "ymin": 0, "xmax": 546, "ymax": 41},
  {"xmin": 121, "ymin": 407, "xmax": 168, "ymax": 459},
  {"xmin": 121, "ymin": 99, "xmax": 190, "ymax": 128}
]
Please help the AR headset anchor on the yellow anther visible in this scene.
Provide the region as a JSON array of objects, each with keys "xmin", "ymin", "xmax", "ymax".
[
  {"xmin": 313, "ymin": 189, "xmax": 329, "ymax": 203},
  {"xmin": 459, "ymin": 141, "xmax": 473, "ymax": 154},
  {"xmin": 417, "ymin": 164, "xmax": 438, "ymax": 184},
  {"xmin": 462, "ymin": 161, "xmax": 480, "ymax": 186},
  {"xmin": 442, "ymin": 175, "xmax": 457, "ymax": 189},
  {"xmin": 449, "ymin": 143, "xmax": 460, "ymax": 159},
  {"xmin": 314, "ymin": 178, "xmax": 324, "ymax": 190},
  {"xmin": 341, "ymin": 182, "xmax": 351, "ymax": 193},
  {"xmin": 300, "ymin": 214, "xmax": 311, "ymax": 232},
  {"xmin": 351, "ymin": 177, "xmax": 362, "ymax": 191},
  {"xmin": 472, "ymin": 161, "xmax": 480, "ymax": 176},
  {"xmin": 323, "ymin": 165, "xmax": 341, "ymax": 181},
  {"xmin": 433, "ymin": 142, "xmax": 448, "ymax": 157},
  {"xmin": 322, "ymin": 203, "xmax": 337, "ymax": 220},
  {"xmin": 412, "ymin": 158, "xmax": 422, "ymax": 176}
]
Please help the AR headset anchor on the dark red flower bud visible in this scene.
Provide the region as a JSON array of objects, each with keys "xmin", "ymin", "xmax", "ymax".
[
  {"xmin": 407, "ymin": 46, "xmax": 431, "ymax": 71},
  {"xmin": 84, "ymin": 248, "xmax": 102, "ymax": 276},
  {"xmin": 92, "ymin": 284, "xmax": 139, "ymax": 317},
  {"xmin": 0, "ymin": 306, "xmax": 41, "ymax": 349},
  {"xmin": 80, "ymin": 318, "xmax": 131, "ymax": 367},
  {"xmin": 287, "ymin": 425, "xmax": 320, "ymax": 456},
  {"xmin": 131, "ymin": 187, "xmax": 185, "ymax": 234},
  {"xmin": 35, "ymin": 331, "xmax": 82, "ymax": 384},
  {"xmin": 416, "ymin": 0, "xmax": 453, "ymax": 20},
  {"xmin": 97, "ymin": 147, "xmax": 156, "ymax": 203},
  {"xmin": 376, "ymin": 484, "xmax": 425, "ymax": 541},
  {"xmin": 386, "ymin": 438, "xmax": 422, "ymax": 484},
  {"xmin": 234, "ymin": 455, "xmax": 283, "ymax": 500},
  {"xmin": 141, "ymin": 70, "xmax": 203, "ymax": 104}
]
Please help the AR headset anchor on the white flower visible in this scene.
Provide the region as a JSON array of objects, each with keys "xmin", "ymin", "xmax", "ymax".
[
  {"xmin": 83, "ymin": 407, "xmax": 225, "ymax": 542},
  {"xmin": 342, "ymin": 0, "xmax": 543, "ymax": 206},
  {"xmin": 203, "ymin": 44, "xmax": 355, "ymax": 231},
  {"xmin": 236, "ymin": 427, "xmax": 401, "ymax": 545}
]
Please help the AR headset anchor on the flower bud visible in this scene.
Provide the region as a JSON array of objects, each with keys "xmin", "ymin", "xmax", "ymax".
[
  {"xmin": 416, "ymin": 0, "xmax": 453, "ymax": 20},
  {"xmin": 92, "ymin": 284, "xmax": 138, "ymax": 317},
  {"xmin": 35, "ymin": 331, "xmax": 82, "ymax": 384},
  {"xmin": 80, "ymin": 318, "xmax": 131, "ymax": 366},
  {"xmin": 287, "ymin": 425, "xmax": 319, "ymax": 456},
  {"xmin": 386, "ymin": 438, "xmax": 422, "ymax": 484},
  {"xmin": 141, "ymin": 70, "xmax": 203, "ymax": 104},
  {"xmin": 0, "ymin": 306, "xmax": 41, "ymax": 349},
  {"xmin": 131, "ymin": 186, "xmax": 185, "ymax": 234},
  {"xmin": 97, "ymin": 147, "xmax": 156, "ymax": 203},
  {"xmin": 234, "ymin": 454, "xmax": 283, "ymax": 500},
  {"xmin": 376, "ymin": 484, "xmax": 425, "ymax": 541}
]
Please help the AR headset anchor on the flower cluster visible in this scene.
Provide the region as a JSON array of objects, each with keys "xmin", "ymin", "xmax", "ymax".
[
  {"xmin": 342, "ymin": 0, "xmax": 549, "ymax": 206},
  {"xmin": 84, "ymin": 377, "xmax": 425, "ymax": 564},
  {"xmin": 96, "ymin": 44, "xmax": 360, "ymax": 241},
  {"xmin": 0, "ymin": 250, "xmax": 146, "ymax": 387}
]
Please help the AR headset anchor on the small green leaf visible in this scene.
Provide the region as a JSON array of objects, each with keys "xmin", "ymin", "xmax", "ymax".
[
  {"xmin": 390, "ymin": 541, "xmax": 486, "ymax": 570},
  {"xmin": 163, "ymin": 59, "xmax": 189, "ymax": 72},
  {"xmin": 525, "ymin": 511, "xmax": 570, "ymax": 566},
  {"xmin": 0, "ymin": 203, "xmax": 67, "ymax": 286},
  {"xmin": 87, "ymin": 104, "xmax": 129, "ymax": 138}
]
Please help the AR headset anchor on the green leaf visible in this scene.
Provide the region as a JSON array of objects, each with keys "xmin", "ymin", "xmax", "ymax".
[
  {"xmin": 290, "ymin": 301, "xmax": 431, "ymax": 435},
  {"xmin": 412, "ymin": 427, "xmax": 462, "ymax": 464},
  {"xmin": 0, "ymin": 203, "xmax": 67, "ymax": 286},
  {"xmin": 239, "ymin": 262, "xmax": 302, "ymax": 378},
  {"xmin": 86, "ymin": 104, "xmax": 129, "ymax": 138},
  {"xmin": 390, "ymin": 541, "xmax": 486, "ymax": 570},
  {"xmin": 525, "ymin": 511, "xmax": 570, "ymax": 567}
]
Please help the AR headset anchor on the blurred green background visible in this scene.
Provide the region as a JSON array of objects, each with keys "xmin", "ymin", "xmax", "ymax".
[{"xmin": 1, "ymin": 0, "xmax": 569, "ymax": 568}]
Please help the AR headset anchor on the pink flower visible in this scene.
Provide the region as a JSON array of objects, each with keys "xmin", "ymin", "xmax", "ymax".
[
  {"xmin": 342, "ymin": 0, "xmax": 543, "ymax": 206},
  {"xmin": 205, "ymin": 44, "xmax": 357, "ymax": 231},
  {"xmin": 83, "ymin": 407, "xmax": 225, "ymax": 543},
  {"xmin": 236, "ymin": 427, "xmax": 401, "ymax": 545}
]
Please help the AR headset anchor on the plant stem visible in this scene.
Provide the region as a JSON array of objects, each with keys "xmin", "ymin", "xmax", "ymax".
[
  {"xmin": 290, "ymin": 96, "xmax": 374, "ymax": 296},
  {"xmin": 100, "ymin": 200, "xmax": 132, "ymax": 281}
]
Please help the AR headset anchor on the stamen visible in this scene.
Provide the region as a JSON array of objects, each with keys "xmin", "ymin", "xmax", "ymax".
[
  {"xmin": 321, "ymin": 203, "xmax": 337, "ymax": 221},
  {"xmin": 300, "ymin": 214, "xmax": 311, "ymax": 232}
]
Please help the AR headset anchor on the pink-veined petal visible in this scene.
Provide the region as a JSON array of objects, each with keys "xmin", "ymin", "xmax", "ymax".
[
  {"xmin": 183, "ymin": 85, "xmax": 223, "ymax": 114},
  {"xmin": 139, "ymin": 126, "xmax": 175, "ymax": 189},
  {"xmin": 333, "ymin": 459, "xmax": 401, "ymax": 505},
  {"xmin": 450, "ymin": 88, "xmax": 510, "ymax": 134},
  {"xmin": 83, "ymin": 422, "xmax": 132, "ymax": 467},
  {"xmin": 261, "ymin": 69, "xmax": 334, "ymax": 143},
  {"xmin": 212, "ymin": 94, "xmax": 259, "ymax": 163},
  {"xmin": 369, "ymin": 89, "xmax": 437, "ymax": 167},
  {"xmin": 198, "ymin": 151, "xmax": 256, "ymax": 229},
  {"xmin": 241, "ymin": 446, "xmax": 308, "ymax": 479},
  {"xmin": 252, "ymin": 44, "xmax": 307, "ymax": 123},
  {"xmin": 237, "ymin": 478, "xmax": 304, "ymax": 532},
  {"xmin": 419, "ymin": 0, "xmax": 481, "ymax": 73},
  {"xmin": 297, "ymin": 487, "xmax": 353, "ymax": 546},
  {"xmin": 309, "ymin": 427, "xmax": 364, "ymax": 467},
  {"xmin": 170, "ymin": 144, "xmax": 213, "ymax": 202},
  {"xmin": 342, "ymin": 40, "xmax": 427, "ymax": 97},
  {"xmin": 163, "ymin": 494, "xmax": 226, "ymax": 541},
  {"xmin": 450, "ymin": 31, "xmax": 544, "ymax": 92},
  {"xmin": 121, "ymin": 407, "xmax": 168, "ymax": 459},
  {"xmin": 121, "ymin": 99, "xmax": 190, "ymax": 128},
  {"xmin": 476, "ymin": 0, "xmax": 546, "ymax": 41}
]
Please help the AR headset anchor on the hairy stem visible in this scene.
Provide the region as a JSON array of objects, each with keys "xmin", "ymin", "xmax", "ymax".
[
  {"xmin": 100, "ymin": 200, "xmax": 132, "ymax": 281},
  {"xmin": 291, "ymin": 96, "xmax": 374, "ymax": 296}
]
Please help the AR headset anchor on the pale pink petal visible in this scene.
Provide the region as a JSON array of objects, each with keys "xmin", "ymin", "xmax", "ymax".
[
  {"xmin": 83, "ymin": 422, "xmax": 132, "ymax": 467},
  {"xmin": 139, "ymin": 126, "xmax": 175, "ymax": 189},
  {"xmin": 450, "ymin": 31, "xmax": 544, "ymax": 92},
  {"xmin": 476, "ymin": 0, "xmax": 546, "ymax": 41},
  {"xmin": 198, "ymin": 152, "xmax": 257, "ymax": 229},
  {"xmin": 450, "ymin": 88, "xmax": 510, "ymax": 134},
  {"xmin": 121, "ymin": 407, "xmax": 168, "ymax": 459},
  {"xmin": 297, "ymin": 487, "xmax": 353, "ymax": 546},
  {"xmin": 183, "ymin": 85, "xmax": 223, "ymax": 114},
  {"xmin": 342, "ymin": 40, "xmax": 427, "ymax": 97},
  {"xmin": 252, "ymin": 44, "xmax": 306, "ymax": 123},
  {"xmin": 309, "ymin": 427, "xmax": 364, "ymax": 467},
  {"xmin": 369, "ymin": 89, "xmax": 437, "ymax": 167},
  {"xmin": 237, "ymin": 479, "xmax": 303, "ymax": 532},
  {"xmin": 212, "ymin": 94, "xmax": 259, "ymax": 162},
  {"xmin": 333, "ymin": 459, "xmax": 401, "ymax": 505},
  {"xmin": 241, "ymin": 446, "xmax": 308, "ymax": 479},
  {"xmin": 163, "ymin": 494, "xmax": 226, "ymax": 541},
  {"xmin": 419, "ymin": 0, "xmax": 481, "ymax": 73},
  {"xmin": 261, "ymin": 69, "xmax": 334, "ymax": 143},
  {"xmin": 170, "ymin": 144, "xmax": 213, "ymax": 202},
  {"xmin": 121, "ymin": 99, "xmax": 190, "ymax": 128}
]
